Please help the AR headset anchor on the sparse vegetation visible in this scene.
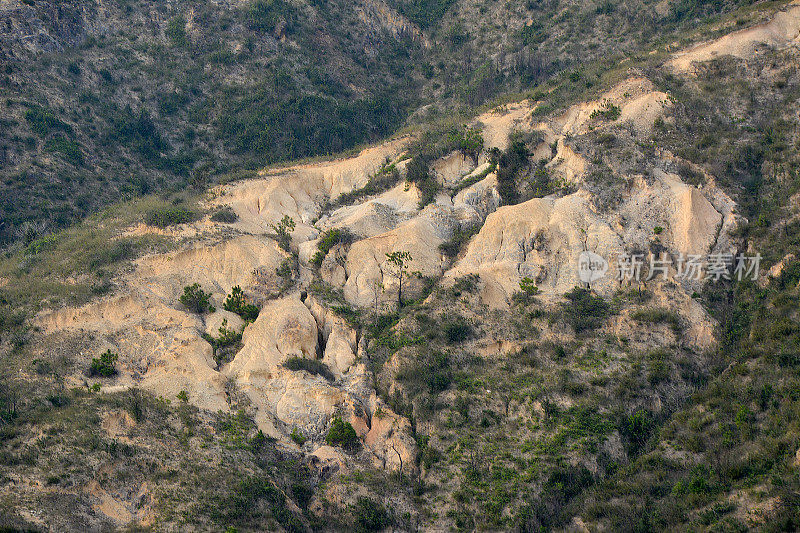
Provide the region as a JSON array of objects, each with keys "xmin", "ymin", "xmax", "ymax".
[
  {"xmin": 89, "ymin": 349, "xmax": 118, "ymax": 377},
  {"xmin": 325, "ymin": 417, "xmax": 359, "ymax": 451},
  {"xmin": 283, "ymin": 357, "xmax": 335, "ymax": 382},
  {"xmin": 271, "ymin": 215, "xmax": 296, "ymax": 252},
  {"xmin": 211, "ymin": 207, "xmax": 238, "ymax": 223},
  {"xmin": 385, "ymin": 251, "xmax": 412, "ymax": 308},
  {"xmin": 311, "ymin": 228, "xmax": 352, "ymax": 267},
  {"xmin": 496, "ymin": 139, "xmax": 530, "ymax": 205},
  {"xmin": 223, "ymin": 286, "xmax": 259, "ymax": 322},
  {"xmin": 203, "ymin": 319, "xmax": 243, "ymax": 366},
  {"xmin": 146, "ymin": 206, "xmax": 197, "ymax": 228},
  {"xmin": 1, "ymin": 1, "xmax": 798, "ymax": 529},
  {"xmin": 439, "ymin": 224, "xmax": 480, "ymax": 259},
  {"xmin": 562, "ymin": 287, "xmax": 610, "ymax": 332},
  {"xmin": 590, "ymin": 101, "xmax": 621, "ymax": 121},
  {"xmin": 631, "ymin": 307, "xmax": 682, "ymax": 333},
  {"xmin": 180, "ymin": 283, "xmax": 214, "ymax": 314}
]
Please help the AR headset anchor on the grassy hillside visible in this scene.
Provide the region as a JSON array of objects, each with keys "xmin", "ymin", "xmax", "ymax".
[{"xmin": 0, "ymin": 0, "xmax": 424, "ymax": 243}]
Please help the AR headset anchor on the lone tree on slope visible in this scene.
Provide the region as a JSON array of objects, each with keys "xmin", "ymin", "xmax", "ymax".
[{"xmin": 385, "ymin": 250, "xmax": 412, "ymax": 308}]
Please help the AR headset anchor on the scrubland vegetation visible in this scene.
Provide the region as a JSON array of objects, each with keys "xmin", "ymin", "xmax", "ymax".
[{"xmin": 1, "ymin": 0, "xmax": 799, "ymax": 531}]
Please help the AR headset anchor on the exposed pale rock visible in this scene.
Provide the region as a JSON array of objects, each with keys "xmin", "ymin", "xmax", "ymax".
[
  {"xmin": 212, "ymin": 138, "xmax": 408, "ymax": 242},
  {"xmin": 135, "ymin": 235, "xmax": 285, "ymax": 302},
  {"xmin": 317, "ymin": 182, "xmax": 420, "ymax": 238},
  {"xmin": 432, "ymin": 151, "xmax": 476, "ymax": 185},
  {"xmin": 452, "ymin": 173, "xmax": 501, "ymax": 226},
  {"xmin": 343, "ymin": 205, "xmax": 456, "ymax": 307},
  {"xmin": 547, "ymin": 140, "xmax": 589, "ymax": 183},
  {"xmin": 228, "ymin": 296, "xmax": 319, "ymax": 379},
  {"xmin": 767, "ymin": 253, "xmax": 796, "ymax": 281},
  {"xmin": 310, "ymin": 445, "xmax": 350, "ymax": 474},
  {"xmin": 668, "ymin": 3, "xmax": 800, "ymax": 72},
  {"xmin": 365, "ymin": 406, "xmax": 417, "ymax": 473},
  {"xmin": 660, "ymin": 170, "xmax": 723, "ymax": 256},
  {"xmin": 474, "ymin": 100, "xmax": 536, "ymax": 151},
  {"xmin": 552, "ymin": 77, "xmax": 671, "ymax": 137},
  {"xmin": 304, "ymin": 297, "xmax": 358, "ymax": 377},
  {"xmin": 446, "ymin": 192, "xmax": 624, "ymax": 307},
  {"xmin": 274, "ymin": 374, "xmax": 345, "ymax": 432},
  {"xmin": 203, "ymin": 309, "xmax": 245, "ymax": 338}
]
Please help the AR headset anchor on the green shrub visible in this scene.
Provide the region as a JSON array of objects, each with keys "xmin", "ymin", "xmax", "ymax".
[
  {"xmin": 405, "ymin": 156, "xmax": 439, "ymax": 208},
  {"xmin": 276, "ymin": 257, "xmax": 294, "ymax": 281},
  {"xmin": 44, "ymin": 136, "xmax": 84, "ymax": 166},
  {"xmin": 165, "ymin": 16, "xmax": 188, "ymax": 46},
  {"xmin": 521, "ymin": 20, "xmax": 547, "ymax": 46},
  {"xmin": 350, "ymin": 497, "xmax": 392, "ymax": 532},
  {"xmin": 444, "ymin": 321, "xmax": 472, "ymax": 344},
  {"xmin": 332, "ymin": 159, "xmax": 401, "ymax": 207},
  {"xmin": 590, "ymin": 101, "xmax": 621, "ymax": 121},
  {"xmin": 90, "ymin": 350, "xmax": 118, "ymax": 377},
  {"xmin": 146, "ymin": 206, "xmax": 196, "ymax": 227},
  {"xmin": 223, "ymin": 286, "xmax": 259, "ymax": 322},
  {"xmin": 439, "ymin": 224, "xmax": 480, "ymax": 259},
  {"xmin": 180, "ymin": 283, "xmax": 214, "ymax": 313},
  {"xmin": 451, "ymin": 274, "xmax": 479, "ymax": 296},
  {"xmin": 395, "ymin": 0, "xmax": 457, "ymax": 29},
  {"xmin": 396, "ymin": 350, "xmax": 452, "ymax": 394},
  {"xmin": 283, "ymin": 356, "xmax": 334, "ymax": 381},
  {"xmin": 562, "ymin": 287, "xmax": 609, "ymax": 332},
  {"xmin": 457, "ymin": 126, "xmax": 484, "ymax": 164},
  {"xmin": 24, "ymin": 106, "xmax": 71, "ymax": 137},
  {"xmin": 619, "ymin": 409, "xmax": 654, "ymax": 456},
  {"xmin": 211, "ymin": 207, "xmax": 238, "ymax": 223},
  {"xmin": 513, "ymin": 276, "xmax": 540, "ymax": 304},
  {"xmin": 290, "ymin": 427, "xmax": 307, "ymax": 446},
  {"xmin": 497, "ymin": 140, "xmax": 529, "ymax": 205},
  {"xmin": 24, "ymin": 234, "xmax": 58, "ymax": 255},
  {"xmin": 631, "ymin": 308, "xmax": 681, "ymax": 333},
  {"xmin": 203, "ymin": 319, "xmax": 243, "ymax": 365},
  {"xmin": 325, "ymin": 416, "xmax": 359, "ymax": 451},
  {"xmin": 247, "ymin": 0, "xmax": 295, "ymax": 34},
  {"xmin": 88, "ymin": 238, "xmax": 136, "ymax": 269},
  {"xmin": 271, "ymin": 215, "xmax": 295, "ymax": 251},
  {"xmin": 311, "ymin": 228, "xmax": 351, "ymax": 267}
]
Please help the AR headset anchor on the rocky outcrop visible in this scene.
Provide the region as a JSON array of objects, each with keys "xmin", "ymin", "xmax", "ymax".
[
  {"xmin": 446, "ymin": 165, "xmax": 737, "ymax": 321},
  {"xmin": 668, "ymin": 2, "xmax": 800, "ymax": 72},
  {"xmin": 34, "ymin": 37, "xmax": 754, "ymax": 483}
]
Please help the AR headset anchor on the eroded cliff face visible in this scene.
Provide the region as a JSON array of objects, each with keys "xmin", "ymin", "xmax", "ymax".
[
  {"xmin": 27, "ymin": 4, "xmax": 800, "ymax": 527},
  {"xmin": 35, "ymin": 79, "xmax": 729, "ymax": 475}
]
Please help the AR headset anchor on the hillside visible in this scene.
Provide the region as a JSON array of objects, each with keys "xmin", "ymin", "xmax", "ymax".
[
  {"xmin": 0, "ymin": 0, "xmax": 770, "ymax": 245},
  {"xmin": 1, "ymin": 0, "xmax": 800, "ymax": 532}
]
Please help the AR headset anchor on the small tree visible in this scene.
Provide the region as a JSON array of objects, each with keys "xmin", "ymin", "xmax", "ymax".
[
  {"xmin": 223, "ymin": 285, "xmax": 259, "ymax": 322},
  {"xmin": 370, "ymin": 278, "xmax": 384, "ymax": 318},
  {"xmin": 385, "ymin": 251, "xmax": 412, "ymax": 308},
  {"xmin": 90, "ymin": 350, "xmax": 118, "ymax": 377},
  {"xmin": 271, "ymin": 215, "xmax": 295, "ymax": 251},
  {"xmin": 458, "ymin": 127, "xmax": 484, "ymax": 165},
  {"xmin": 180, "ymin": 283, "xmax": 214, "ymax": 313},
  {"xmin": 519, "ymin": 276, "xmax": 539, "ymax": 295},
  {"xmin": 326, "ymin": 416, "xmax": 359, "ymax": 452}
]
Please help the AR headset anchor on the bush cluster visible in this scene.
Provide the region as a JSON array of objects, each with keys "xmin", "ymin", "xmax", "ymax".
[
  {"xmin": 180, "ymin": 283, "xmax": 214, "ymax": 313},
  {"xmin": 325, "ymin": 416, "xmax": 359, "ymax": 451},
  {"xmin": 146, "ymin": 206, "xmax": 196, "ymax": 227},
  {"xmin": 223, "ymin": 286, "xmax": 259, "ymax": 322},
  {"xmin": 283, "ymin": 356, "xmax": 334, "ymax": 381},
  {"xmin": 90, "ymin": 349, "xmax": 118, "ymax": 377}
]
